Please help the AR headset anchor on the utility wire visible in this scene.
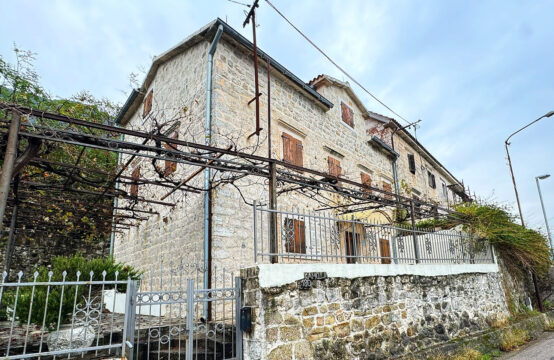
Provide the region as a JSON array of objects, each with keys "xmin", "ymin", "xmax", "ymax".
[
  {"xmin": 264, "ymin": 0, "xmax": 410, "ymax": 124},
  {"xmin": 227, "ymin": 0, "xmax": 251, "ymax": 7}
]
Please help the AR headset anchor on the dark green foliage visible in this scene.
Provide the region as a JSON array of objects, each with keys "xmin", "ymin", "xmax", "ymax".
[{"xmin": 1, "ymin": 255, "xmax": 140, "ymax": 329}]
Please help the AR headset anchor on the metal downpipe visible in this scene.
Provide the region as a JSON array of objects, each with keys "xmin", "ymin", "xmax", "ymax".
[{"xmin": 204, "ymin": 25, "xmax": 224, "ymax": 297}]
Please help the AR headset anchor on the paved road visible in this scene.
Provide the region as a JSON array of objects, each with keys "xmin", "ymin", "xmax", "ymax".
[{"xmin": 501, "ymin": 331, "xmax": 554, "ymax": 360}]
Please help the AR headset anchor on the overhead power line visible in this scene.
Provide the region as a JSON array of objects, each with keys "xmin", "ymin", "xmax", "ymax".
[{"xmin": 264, "ymin": 0, "xmax": 410, "ymax": 124}]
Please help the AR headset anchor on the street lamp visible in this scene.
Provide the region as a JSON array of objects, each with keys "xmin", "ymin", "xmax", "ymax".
[
  {"xmin": 504, "ymin": 111, "xmax": 554, "ymax": 313},
  {"xmin": 535, "ymin": 174, "xmax": 553, "ymax": 257},
  {"xmin": 505, "ymin": 111, "xmax": 554, "ymax": 226}
]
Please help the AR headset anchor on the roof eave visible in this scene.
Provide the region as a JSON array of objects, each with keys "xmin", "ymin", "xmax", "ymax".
[{"xmin": 116, "ymin": 18, "xmax": 333, "ymax": 126}]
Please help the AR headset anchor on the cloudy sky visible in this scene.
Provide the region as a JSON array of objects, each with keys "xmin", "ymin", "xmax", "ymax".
[{"xmin": 1, "ymin": 0, "xmax": 553, "ymax": 233}]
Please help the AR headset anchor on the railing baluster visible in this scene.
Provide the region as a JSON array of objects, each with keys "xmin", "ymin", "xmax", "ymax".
[{"xmin": 23, "ymin": 271, "xmax": 39, "ymax": 355}]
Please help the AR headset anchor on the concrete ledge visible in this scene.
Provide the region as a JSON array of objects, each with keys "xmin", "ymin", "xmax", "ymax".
[{"xmin": 256, "ymin": 263, "xmax": 499, "ymax": 288}]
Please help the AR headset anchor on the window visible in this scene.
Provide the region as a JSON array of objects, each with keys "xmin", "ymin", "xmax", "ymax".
[
  {"xmin": 283, "ymin": 218, "xmax": 306, "ymax": 254},
  {"xmin": 143, "ymin": 90, "xmax": 153, "ymax": 117},
  {"xmin": 282, "ymin": 133, "xmax": 303, "ymax": 167},
  {"xmin": 327, "ymin": 157, "xmax": 342, "ymax": 178},
  {"xmin": 427, "ymin": 171, "xmax": 436, "ymax": 189},
  {"xmin": 164, "ymin": 126, "xmax": 179, "ymax": 176},
  {"xmin": 379, "ymin": 238, "xmax": 391, "ymax": 264},
  {"xmin": 340, "ymin": 101, "xmax": 354, "ymax": 128},
  {"xmin": 360, "ymin": 172, "xmax": 372, "ymax": 193},
  {"xmin": 408, "ymin": 154, "xmax": 416, "ymax": 174},
  {"xmin": 130, "ymin": 166, "xmax": 140, "ymax": 197},
  {"xmin": 442, "ymin": 182, "xmax": 447, "ymax": 198},
  {"xmin": 383, "ymin": 181, "xmax": 393, "ymax": 199},
  {"xmin": 345, "ymin": 231, "xmax": 361, "ymax": 264}
]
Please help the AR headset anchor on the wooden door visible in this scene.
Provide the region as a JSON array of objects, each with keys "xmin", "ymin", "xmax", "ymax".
[
  {"xmin": 345, "ymin": 231, "xmax": 357, "ymax": 264},
  {"xmin": 379, "ymin": 238, "xmax": 391, "ymax": 264}
]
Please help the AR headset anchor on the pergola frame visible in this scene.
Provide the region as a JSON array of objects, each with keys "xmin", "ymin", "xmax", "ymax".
[{"xmin": 0, "ymin": 102, "xmax": 455, "ymax": 274}]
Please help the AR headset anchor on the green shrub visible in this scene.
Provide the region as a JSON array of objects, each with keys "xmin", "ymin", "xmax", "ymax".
[{"xmin": 1, "ymin": 254, "xmax": 140, "ymax": 329}]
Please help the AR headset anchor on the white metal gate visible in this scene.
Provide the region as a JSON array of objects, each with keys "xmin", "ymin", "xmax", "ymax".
[{"xmin": 0, "ymin": 269, "xmax": 242, "ymax": 360}]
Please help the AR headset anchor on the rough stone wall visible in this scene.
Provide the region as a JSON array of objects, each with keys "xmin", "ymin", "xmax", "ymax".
[
  {"xmin": 241, "ymin": 266, "xmax": 510, "ymax": 360},
  {"xmin": 113, "ymin": 31, "xmax": 469, "ymax": 287},
  {"xmin": 113, "ymin": 40, "xmax": 209, "ymax": 284},
  {"xmin": 208, "ymin": 36, "xmax": 395, "ymax": 281},
  {"xmin": 0, "ymin": 236, "xmax": 109, "ymax": 278}
]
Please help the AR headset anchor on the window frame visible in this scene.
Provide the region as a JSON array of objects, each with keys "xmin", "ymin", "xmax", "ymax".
[
  {"xmin": 407, "ymin": 154, "xmax": 416, "ymax": 174},
  {"xmin": 281, "ymin": 132, "xmax": 303, "ymax": 167},
  {"xmin": 327, "ymin": 156, "xmax": 342, "ymax": 178},
  {"xmin": 339, "ymin": 100, "xmax": 355, "ymax": 128},
  {"xmin": 130, "ymin": 166, "xmax": 140, "ymax": 197},
  {"xmin": 143, "ymin": 89, "xmax": 153, "ymax": 118},
  {"xmin": 283, "ymin": 218, "xmax": 306, "ymax": 254}
]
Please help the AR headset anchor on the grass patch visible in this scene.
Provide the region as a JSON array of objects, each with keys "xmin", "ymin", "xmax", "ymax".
[
  {"xmin": 428, "ymin": 347, "xmax": 498, "ymax": 360},
  {"xmin": 499, "ymin": 328, "xmax": 529, "ymax": 351}
]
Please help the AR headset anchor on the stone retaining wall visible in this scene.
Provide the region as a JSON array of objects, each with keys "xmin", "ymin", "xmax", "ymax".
[{"xmin": 240, "ymin": 265, "xmax": 510, "ymax": 360}]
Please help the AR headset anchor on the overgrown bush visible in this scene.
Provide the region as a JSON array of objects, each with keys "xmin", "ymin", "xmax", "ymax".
[
  {"xmin": 417, "ymin": 203, "xmax": 552, "ymax": 276},
  {"xmin": 1, "ymin": 255, "xmax": 140, "ymax": 329}
]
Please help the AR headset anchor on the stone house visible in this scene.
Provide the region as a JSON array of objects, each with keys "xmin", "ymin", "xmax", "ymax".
[{"xmin": 113, "ymin": 18, "xmax": 469, "ymax": 285}]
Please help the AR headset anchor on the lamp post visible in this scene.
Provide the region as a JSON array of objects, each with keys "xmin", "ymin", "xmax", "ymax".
[
  {"xmin": 535, "ymin": 174, "xmax": 553, "ymax": 257},
  {"xmin": 505, "ymin": 111, "xmax": 554, "ymax": 226},
  {"xmin": 504, "ymin": 111, "xmax": 554, "ymax": 313}
]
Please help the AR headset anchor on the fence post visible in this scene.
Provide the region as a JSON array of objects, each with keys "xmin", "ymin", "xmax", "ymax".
[
  {"xmin": 123, "ymin": 279, "xmax": 137, "ymax": 359},
  {"xmin": 269, "ymin": 163, "xmax": 278, "ymax": 264},
  {"xmin": 235, "ymin": 276, "xmax": 243, "ymax": 359},
  {"xmin": 253, "ymin": 201, "xmax": 258, "ymax": 263},
  {"xmin": 490, "ymin": 243, "xmax": 496, "ymax": 263},
  {"xmin": 186, "ymin": 279, "xmax": 194, "ymax": 360},
  {"xmin": 410, "ymin": 200, "xmax": 420, "ymax": 263}
]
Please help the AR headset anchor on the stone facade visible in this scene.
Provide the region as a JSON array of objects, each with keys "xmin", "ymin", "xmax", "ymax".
[
  {"xmin": 113, "ymin": 20, "xmax": 469, "ymax": 287},
  {"xmin": 113, "ymin": 40, "xmax": 209, "ymax": 280},
  {"xmin": 241, "ymin": 266, "xmax": 510, "ymax": 360}
]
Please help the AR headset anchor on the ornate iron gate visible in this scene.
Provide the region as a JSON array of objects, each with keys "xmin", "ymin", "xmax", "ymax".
[
  {"xmin": 0, "ymin": 269, "xmax": 242, "ymax": 360},
  {"xmin": 126, "ymin": 277, "xmax": 242, "ymax": 360}
]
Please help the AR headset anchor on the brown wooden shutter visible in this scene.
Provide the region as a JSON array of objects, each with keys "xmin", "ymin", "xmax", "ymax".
[
  {"xmin": 341, "ymin": 102, "xmax": 354, "ymax": 128},
  {"xmin": 282, "ymin": 133, "xmax": 292, "ymax": 163},
  {"xmin": 294, "ymin": 219, "xmax": 306, "ymax": 254},
  {"xmin": 164, "ymin": 128, "xmax": 179, "ymax": 176},
  {"xmin": 379, "ymin": 238, "xmax": 391, "ymax": 264},
  {"xmin": 282, "ymin": 133, "xmax": 303, "ymax": 167},
  {"xmin": 383, "ymin": 182, "xmax": 392, "ymax": 199},
  {"xmin": 284, "ymin": 218, "xmax": 306, "ymax": 254},
  {"xmin": 131, "ymin": 166, "xmax": 140, "ymax": 197},
  {"xmin": 143, "ymin": 90, "xmax": 153, "ymax": 117},
  {"xmin": 294, "ymin": 138, "xmax": 303, "ymax": 167},
  {"xmin": 328, "ymin": 157, "xmax": 341, "ymax": 177},
  {"xmin": 361, "ymin": 172, "xmax": 372, "ymax": 193}
]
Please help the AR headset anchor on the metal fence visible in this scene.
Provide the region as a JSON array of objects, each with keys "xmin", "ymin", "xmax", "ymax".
[
  {"xmin": 253, "ymin": 205, "xmax": 495, "ymax": 265},
  {"xmin": 0, "ymin": 265, "xmax": 241, "ymax": 360}
]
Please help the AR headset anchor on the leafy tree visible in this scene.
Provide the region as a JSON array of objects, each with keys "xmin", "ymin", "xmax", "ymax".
[{"xmin": 0, "ymin": 46, "xmax": 122, "ymax": 259}]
